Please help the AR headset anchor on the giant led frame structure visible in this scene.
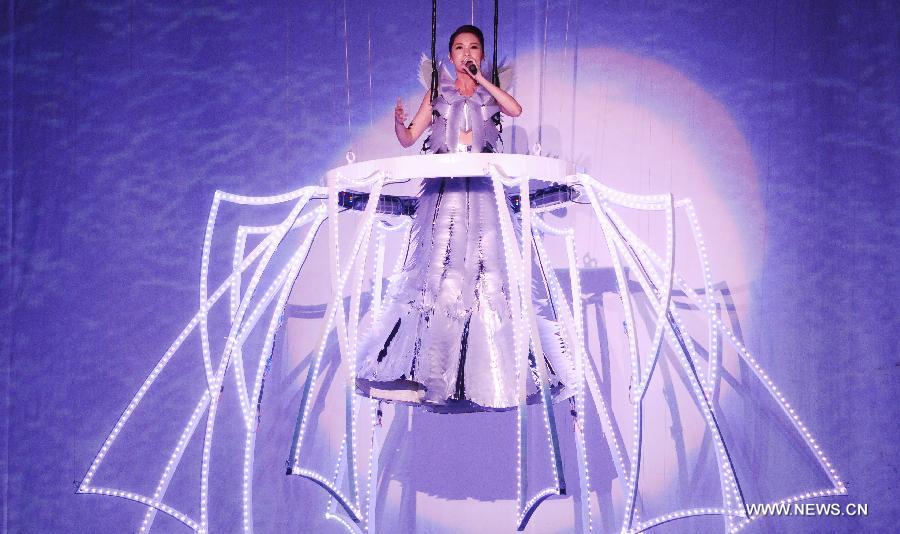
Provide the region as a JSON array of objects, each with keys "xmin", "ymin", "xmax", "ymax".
[{"xmin": 79, "ymin": 153, "xmax": 844, "ymax": 533}]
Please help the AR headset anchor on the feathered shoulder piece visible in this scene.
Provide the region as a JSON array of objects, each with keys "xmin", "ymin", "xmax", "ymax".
[{"xmin": 417, "ymin": 53, "xmax": 514, "ymax": 91}]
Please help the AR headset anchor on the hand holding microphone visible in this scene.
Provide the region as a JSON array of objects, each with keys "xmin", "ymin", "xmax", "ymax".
[{"xmin": 464, "ymin": 58, "xmax": 479, "ymax": 78}]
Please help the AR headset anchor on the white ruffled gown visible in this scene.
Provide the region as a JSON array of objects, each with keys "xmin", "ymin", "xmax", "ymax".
[{"xmin": 355, "ymin": 175, "xmax": 573, "ymax": 413}]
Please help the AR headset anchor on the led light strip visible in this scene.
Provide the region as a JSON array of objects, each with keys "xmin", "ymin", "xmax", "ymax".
[
  {"xmin": 611, "ymin": 206, "xmax": 845, "ymax": 496},
  {"xmin": 286, "ymin": 171, "xmax": 387, "ymax": 526},
  {"xmin": 591, "ymin": 199, "xmax": 747, "ymax": 528},
  {"xmin": 362, "ymin": 218, "xmax": 410, "ymax": 533},
  {"xmin": 231, "ymin": 222, "xmax": 296, "ymax": 428},
  {"xmin": 726, "ymin": 488, "xmax": 847, "ymax": 534},
  {"xmin": 139, "ymin": 391, "xmax": 211, "ymax": 533},
  {"xmin": 519, "ymin": 174, "xmax": 566, "ymax": 529},
  {"xmin": 579, "ymin": 174, "xmax": 675, "ymax": 404},
  {"xmin": 85, "ymin": 166, "xmax": 845, "ymax": 534},
  {"xmin": 531, "ymin": 219, "xmax": 594, "ymax": 532},
  {"xmin": 338, "ymin": 173, "xmax": 386, "ymax": 519},
  {"xmin": 516, "ymin": 487, "xmax": 562, "ymax": 528},
  {"xmin": 600, "ymin": 205, "xmax": 744, "ymax": 528},
  {"xmin": 575, "ymin": 174, "xmax": 727, "ymax": 529},
  {"xmin": 575, "ymin": 174, "xmax": 724, "ymax": 529},
  {"xmin": 81, "ymin": 189, "xmax": 321, "ymax": 532},
  {"xmin": 612, "ymin": 201, "xmax": 845, "ymax": 500},
  {"xmin": 325, "ymin": 405, "xmax": 361, "ymax": 532},
  {"xmin": 581, "ymin": 180, "xmax": 844, "ymax": 532},
  {"xmin": 487, "ymin": 167, "xmax": 530, "ymax": 516},
  {"xmin": 364, "ymin": 399, "xmax": 380, "ymax": 534},
  {"xmin": 231, "ymin": 212, "xmax": 325, "ymax": 432},
  {"xmin": 197, "ymin": 193, "xmax": 319, "ymax": 532},
  {"xmin": 517, "ymin": 173, "xmax": 565, "ymax": 491},
  {"xmin": 487, "ymin": 166, "xmax": 566, "ymax": 531},
  {"xmin": 532, "ymin": 218, "xmax": 630, "ymax": 494},
  {"xmin": 579, "ymin": 180, "xmax": 645, "ymax": 530},
  {"xmin": 623, "ymin": 213, "xmax": 743, "ymax": 526},
  {"xmin": 611, "ymin": 199, "xmax": 674, "ymax": 402},
  {"xmin": 240, "ymin": 209, "xmax": 328, "ymax": 533},
  {"xmin": 84, "ymin": 486, "xmax": 200, "ymax": 531},
  {"xmin": 578, "ymin": 179, "xmax": 642, "ymax": 397},
  {"xmin": 629, "ymin": 507, "xmax": 738, "ymax": 532},
  {"xmin": 325, "ymin": 511, "xmax": 364, "ymax": 534},
  {"xmin": 287, "ymin": 174, "xmax": 383, "ymax": 469},
  {"xmin": 604, "ymin": 206, "xmax": 719, "ymax": 401},
  {"xmin": 198, "ymin": 188, "xmax": 324, "ymax": 389},
  {"xmin": 674, "ymin": 199, "xmax": 719, "ymax": 398}
]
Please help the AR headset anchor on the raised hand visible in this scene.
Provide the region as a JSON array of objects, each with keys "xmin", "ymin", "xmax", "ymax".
[{"xmin": 394, "ymin": 98, "xmax": 408, "ymax": 126}]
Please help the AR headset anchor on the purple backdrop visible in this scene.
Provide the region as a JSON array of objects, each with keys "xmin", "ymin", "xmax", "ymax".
[{"xmin": 1, "ymin": 1, "xmax": 897, "ymax": 532}]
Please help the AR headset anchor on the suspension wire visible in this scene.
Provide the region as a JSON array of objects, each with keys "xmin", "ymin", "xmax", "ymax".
[
  {"xmin": 430, "ymin": 0, "xmax": 438, "ymax": 103},
  {"xmin": 567, "ymin": 0, "xmax": 580, "ymax": 162},
  {"xmin": 537, "ymin": 0, "xmax": 550, "ymax": 146},
  {"xmin": 3, "ymin": 2, "xmax": 12, "ymax": 527},
  {"xmin": 367, "ymin": 8, "xmax": 374, "ymax": 128},
  {"xmin": 487, "ymin": 0, "xmax": 502, "ymax": 140},
  {"xmin": 492, "ymin": 0, "xmax": 499, "ymax": 87},
  {"xmin": 563, "ymin": 0, "xmax": 571, "ymax": 62},
  {"xmin": 471, "ymin": 0, "xmax": 475, "ymax": 25},
  {"xmin": 342, "ymin": 0, "xmax": 352, "ymax": 144}
]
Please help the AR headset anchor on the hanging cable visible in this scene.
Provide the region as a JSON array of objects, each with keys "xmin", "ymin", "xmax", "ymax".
[
  {"xmin": 537, "ymin": 0, "xmax": 549, "ymax": 146},
  {"xmin": 342, "ymin": 0, "xmax": 353, "ymax": 144},
  {"xmin": 490, "ymin": 0, "xmax": 503, "ymax": 140},
  {"xmin": 430, "ymin": 0, "xmax": 438, "ymax": 103},
  {"xmin": 492, "ymin": 0, "xmax": 499, "ymax": 87},
  {"xmin": 567, "ymin": 0, "xmax": 580, "ymax": 162},
  {"xmin": 367, "ymin": 9, "xmax": 374, "ymax": 128}
]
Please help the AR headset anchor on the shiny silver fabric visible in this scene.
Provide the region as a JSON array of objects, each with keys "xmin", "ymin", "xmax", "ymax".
[
  {"xmin": 356, "ymin": 176, "xmax": 573, "ymax": 412},
  {"xmin": 355, "ymin": 71, "xmax": 572, "ymax": 412},
  {"xmin": 428, "ymin": 72, "xmax": 501, "ymax": 154}
]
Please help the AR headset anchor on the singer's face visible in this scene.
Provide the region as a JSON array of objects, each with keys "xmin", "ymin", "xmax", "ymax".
[{"xmin": 449, "ymin": 33, "xmax": 483, "ymax": 74}]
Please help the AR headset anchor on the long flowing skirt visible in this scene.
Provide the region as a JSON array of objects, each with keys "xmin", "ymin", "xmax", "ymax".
[{"xmin": 355, "ymin": 176, "xmax": 573, "ymax": 413}]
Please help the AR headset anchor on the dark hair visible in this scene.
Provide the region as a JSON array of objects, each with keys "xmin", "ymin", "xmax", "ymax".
[{"xmin": 448, "ymin": 25, "xmax": 484, "ymax": 51}]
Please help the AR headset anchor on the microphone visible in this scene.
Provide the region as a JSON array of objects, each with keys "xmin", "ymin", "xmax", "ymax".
[{"xmin": 466, "ymin": 60, "xmax": 478, "ymax": 75}]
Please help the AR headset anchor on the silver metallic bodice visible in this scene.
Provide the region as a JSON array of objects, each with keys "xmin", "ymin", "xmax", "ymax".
[{"xmin": 428, "ymin": 75, "xmax": 501, "ymax": 154}]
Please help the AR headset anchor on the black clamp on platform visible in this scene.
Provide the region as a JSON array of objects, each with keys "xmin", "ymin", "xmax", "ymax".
[
  {"xmin": 509, "ymin": 183, "xmax": 578, "ymax": 213},
  {"xmin": 338, "ymin": 190, "xmax": 420, "ymax": 217}
]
